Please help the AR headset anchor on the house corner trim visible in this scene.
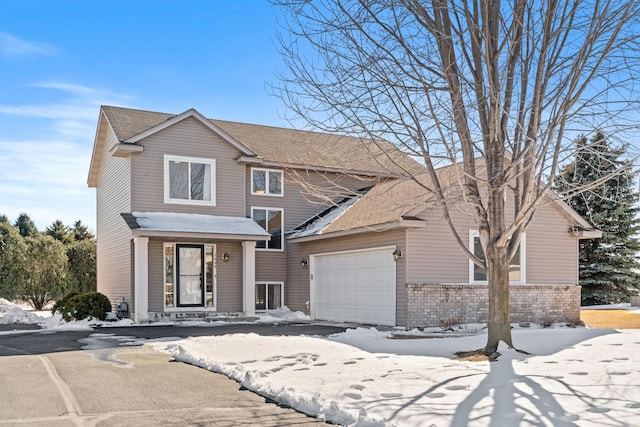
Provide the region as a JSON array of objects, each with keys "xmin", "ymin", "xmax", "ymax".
[
  {"xmin": 133, "ymin": 236, "xmax": 149, "ymax": 323},
  {"xmin": 242, "ymin": 241, "xmax": 256, "ymax": 316}
]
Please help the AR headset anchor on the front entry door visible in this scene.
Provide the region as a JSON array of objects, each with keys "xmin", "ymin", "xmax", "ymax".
[{"xmin": 176, "ymin": 244, "xmax": 204, "ymax": 307}]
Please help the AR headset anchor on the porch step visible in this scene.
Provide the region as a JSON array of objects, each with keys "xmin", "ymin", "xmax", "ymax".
[{"xmin": 147, "ymin": 311, "xmax": 258, "ymax": 323}]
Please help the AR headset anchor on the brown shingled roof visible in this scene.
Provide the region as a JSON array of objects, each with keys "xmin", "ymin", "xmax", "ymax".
[
  {"xmin": 100, "ymin": 106, "xmax": 421, "ymax": 176},
  {"xmin": 102, "ymin": 106, "xmax": 174, "ymax": 141}
]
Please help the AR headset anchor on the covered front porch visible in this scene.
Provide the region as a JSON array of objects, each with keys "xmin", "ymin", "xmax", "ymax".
[{"xmin": 122, "ymin": 212, "xmax": 270, "ymax": 323}]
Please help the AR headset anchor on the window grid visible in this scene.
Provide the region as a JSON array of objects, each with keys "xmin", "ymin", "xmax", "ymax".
[
  {"xmin": 251, "ymin": 168, "xmax": 283, "ymax": 196},
  {"xmin": 164, "ymin": 155, "xmax": 216, "ymax": 206},
  {"xmin": 252, "ymin": 207, "xmax": 284, "ymax": 251}
]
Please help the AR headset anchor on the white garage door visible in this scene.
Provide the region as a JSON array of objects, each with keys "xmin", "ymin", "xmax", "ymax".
[{"xmin": 311, "ymin": 247, "xmax": 396, "ymax": 326}]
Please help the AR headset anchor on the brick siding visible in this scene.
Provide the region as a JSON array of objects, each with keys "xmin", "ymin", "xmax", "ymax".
[{"xmin": 406, "ymin": 283, "xmax": 581, "ymax": 329}]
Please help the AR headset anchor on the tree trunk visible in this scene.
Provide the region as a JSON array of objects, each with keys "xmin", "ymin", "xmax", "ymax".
[{"xmin": 485, "ymin": 245, "xmax": 514, "ymax": 355}]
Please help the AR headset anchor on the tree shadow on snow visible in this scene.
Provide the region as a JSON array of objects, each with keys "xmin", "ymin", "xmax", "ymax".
[
  {"xmin": 383, "ymin": 328, "xmax": 639, "ymax": 426},
  {"xmin": 448, "ymin": 329, "xmax": 637, "ymax": 426}
]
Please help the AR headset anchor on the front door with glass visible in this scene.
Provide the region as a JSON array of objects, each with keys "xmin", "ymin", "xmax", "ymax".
[{"xmin": 176, "ymin": 244, "xmax": 204, "ymax": 307}]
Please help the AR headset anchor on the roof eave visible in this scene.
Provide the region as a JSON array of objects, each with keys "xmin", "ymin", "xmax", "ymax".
[
  {"xmin": 287, "ymin": 219, "xmax": 425, "ymax": 243},
  {"xmin": 236, "ymin": 155, "xmax": 402, "ymax": 177},
  {"xmin": 130, "ymin": 229, "xmax": 270, "ymax": 241},
  {"xmin": 110, "ymin": 143, "xmax": 144, "ymax": 157},
  {"xmin": 87, "ymin": 109, "xmax": 109, "ymax": 188},
  {"xmin": 124, "ymin": 108, "xmax": 256, "ymax": 156},
  {"xmin": 570, "ymin": 227, "xmax": 603, "ymax": 239}
]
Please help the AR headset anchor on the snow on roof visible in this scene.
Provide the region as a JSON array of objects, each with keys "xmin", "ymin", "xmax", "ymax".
[
  {"xmin": 125, "ymin": 212, "xmax": 270, "ymax": 237},
  {"xmin": 287, "ymin": 195, "xmax": 361, "ymax": 239}
]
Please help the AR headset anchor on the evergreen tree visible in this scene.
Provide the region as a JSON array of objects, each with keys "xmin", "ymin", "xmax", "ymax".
[
  {"xmin": 554, "ymin": 132, "xmax": 640, "ymax": 305},
  {"xmin": 0, "ymin": 222, "xmax": 28, "ymax": 298},
  {"xmin": 66, "ymin": 239, "xmax": 97, "ymax": 293},
  {"xmin": 13, "ymin": 212, "xmax": 38, "ymax": 237},
  {"xmin": 20, "ymin": 234, "xmax": 68, "ymax": 310},
  {"xmin": 71, "ymin": 220, "xmax": 95, "ymax": 241},
  {"xmin": 45, "ymin": 220, "xmax": 72, "ymax": 244},
  {"xmin": 0, "ymin": 214, "xmax": 9, "ymax": 224}
]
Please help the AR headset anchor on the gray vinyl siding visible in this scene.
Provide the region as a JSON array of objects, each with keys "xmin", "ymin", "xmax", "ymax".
[
  {"xmin": 95, "ymin": 125, "xmax": 133, "ymax": 307},
  {"xmin": 525, "ymin": 203, "xmax": 578, "ymax": 284},
  {"xmin": 215, "ymin": 242, "xmax": 243, "ymax": 312},
  {"xmin": 407, "ymin": 209, "xmax": 472, "ymax": 283},
  {"xmin": 247, "ymin": 168, "xmax": 377, "ymax": 231},
  {"xmin": 131, "ymin": 117, "xmax": 246, "ymax": 216},
  {"xmin": 287, "ymin": 229, "xmax": 408, "ymax": 326},
  {"xmin": 147, "ymin": 240, "xmax": 243, "ymax": 313},
  {"xmin": 249, "ymin": 169, "xmax": 377, "ymax": 288},
  {"xmin": 407, "ymin": 202, "xmax": 578, "ymax": 285}
]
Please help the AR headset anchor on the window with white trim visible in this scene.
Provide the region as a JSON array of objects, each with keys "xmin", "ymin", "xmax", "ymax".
[
  {"xmin": 252, "ymin": 207, "xmax": 283, "ymax": 250},
  {"xmin": 251, "ymin": 168, "xmax": 283, "ymax": 196},
  {"xmin": 469, "ymin": 231, "xmax": 525, "ymax": 283},
  {"xmin": 164, "ymin": 155, "xmax": 216, "ymax": 205},
  {"xmin": 164, "ymin": 243, "xmax": 215, "ymax": 308},
  {"xmin": 255, "ymin": 282, "xmax": 283, "ymax": 311}
]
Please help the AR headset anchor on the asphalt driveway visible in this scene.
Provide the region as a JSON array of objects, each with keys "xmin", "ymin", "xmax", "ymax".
[{"xmin": 0, "ymin": 323, "xmax": 347, "ymax": 426}]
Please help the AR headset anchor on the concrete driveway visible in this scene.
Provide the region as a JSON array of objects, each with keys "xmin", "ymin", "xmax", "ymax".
[{"xmin": 0, "ymin": 324, "xmax": 346, "ymax": 426}]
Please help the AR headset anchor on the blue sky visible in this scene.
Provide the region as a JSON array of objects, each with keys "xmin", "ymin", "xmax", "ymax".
[{"xmin": 0, "ymin": 1, "xmax": 289, "ymax": 232}]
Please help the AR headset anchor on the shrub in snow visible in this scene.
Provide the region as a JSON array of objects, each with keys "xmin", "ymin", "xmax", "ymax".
[{"xmin": 52, "ymin": 291, "xmax": 111, "ymax": 322}]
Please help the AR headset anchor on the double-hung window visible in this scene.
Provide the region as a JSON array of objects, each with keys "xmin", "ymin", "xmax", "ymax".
[
  {"xmin": 469, "ymin": 231, "xmax": 526, "ymax": 283},
  {"xmin": 251, "ymin": 168, "xmax": 283, "ymax": 196},
  {"xmin": 255, "ymin": 282, "xmax": 283, "ymax": 311},
  {"xmin": 252, "ymin": 207, "xmax": 283, "ymax": 250},
  {"xmin": 164, "ymin": 155, "xmax": 216, "ymax": 205}
]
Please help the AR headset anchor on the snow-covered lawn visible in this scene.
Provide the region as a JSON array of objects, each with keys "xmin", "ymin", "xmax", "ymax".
[
  {"xmin": 153, "ymin": 326, "xmax": 640, "ymax": 426},
  {"xmin": 2, "ymin": 298, "xmax": 639, "ymax": 426}
]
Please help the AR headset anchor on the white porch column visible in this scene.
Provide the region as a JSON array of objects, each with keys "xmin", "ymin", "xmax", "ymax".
[
  {"xmin": 242, "ymin": 241, "xmax": 256, "ymax": 316},
  {"xmin": 133, "ymin": 236, "xmax": 149, "ymax": 323}
]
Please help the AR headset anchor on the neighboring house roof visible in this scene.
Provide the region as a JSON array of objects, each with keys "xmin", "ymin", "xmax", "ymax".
[
  {"xmin": 121, "ymin": 212, "xmax": 271, "ymax": 241},
  {"xmin": 88, "ymin": 105, "xmax": 422, "ymax": 187}
]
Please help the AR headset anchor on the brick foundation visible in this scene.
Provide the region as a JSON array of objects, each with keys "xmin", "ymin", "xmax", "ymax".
[{"xmin": 406, "ymin": 283, "xmax": 581, "ymax": 329}]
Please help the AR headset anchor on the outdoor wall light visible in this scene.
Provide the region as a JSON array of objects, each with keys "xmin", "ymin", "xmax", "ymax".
[
  {"xmin": 300, "ymin": 259, "xmax": 309, "ymax": 268},
  {"xmin": 392, "ymin": 248, "xmax": 403, "ymax": 262},
  {"xmin": 222, "ymin": 252, "xmax": 230, "ymax": 262}
]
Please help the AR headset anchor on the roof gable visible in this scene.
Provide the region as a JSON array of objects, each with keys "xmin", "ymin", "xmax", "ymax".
[{"xmin": 89, "ymin": 106, "xmax": 422, "ymax": 182}]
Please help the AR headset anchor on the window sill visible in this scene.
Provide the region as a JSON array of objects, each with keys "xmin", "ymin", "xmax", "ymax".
[
  {"xmin": 164, "ymin": 199, "xmax": 216, "ymax": 206},
  {"xmin": 251, "ymin": 192, "xmax": 284, "ymax": 197}
]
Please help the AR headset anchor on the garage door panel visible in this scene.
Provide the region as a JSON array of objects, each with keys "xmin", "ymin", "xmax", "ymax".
[{"xmin": 312, "ymin": 247, "xmax": 396, "ymax": 326}]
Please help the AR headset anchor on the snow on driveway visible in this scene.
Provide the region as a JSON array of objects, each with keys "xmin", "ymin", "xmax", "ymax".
[{"xmin": 2, "ymin": 298, "xmax": 639, "ymax": 426}]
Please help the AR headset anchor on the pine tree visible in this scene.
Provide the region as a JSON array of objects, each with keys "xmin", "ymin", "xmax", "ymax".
[
  {"xmin": 66, "ymin": 239, "xmax": 96, "ymax": 293},
  {"xmin": 0, "ymin": 222, "xmax": 28, "ymax": 299},
  {"xmin": 71, "ymin": 220, "xmax": 95, "ymax": 241},
  {"xmin": 21, "ymin": 234, "xmax": 68, "ymax": 310},
  {"xmin": 45, "ymin": 220, "xmax": 72, "ymax": 244},
  {"xmin": 554, "ymin": 132, "xmax": 640, "ymax": 305},
  {"xmin": 13, "ymin": 212, "xmax": 38, "ymax": 237}
]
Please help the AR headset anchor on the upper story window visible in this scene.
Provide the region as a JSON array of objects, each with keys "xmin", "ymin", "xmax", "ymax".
[
  {"xmin": 251, "ymin": 168, "xmax": 283, "ymax": 196},
  {"xmin": 252, "ymin": 207, "xmax": 283, "ymax": 251},
  {"xmin": 469, "ymin": 231, "xmax": 526, "ymax": 283},
  {"xmin": 164, "ymin": 155, "xmax": 216, "ymax": 206}
]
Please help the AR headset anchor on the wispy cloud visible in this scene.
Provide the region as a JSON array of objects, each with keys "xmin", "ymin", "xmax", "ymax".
[
  {"xmin": 0, "ymin": 82, "xmax": 133, "ymax": 121},
  {"xmin": 0, "ymin": 31, "xmax": 58, "ymax": 58},
  {"xmin": 0, "ymin": 139, "xmax": 95, "ymax": 230},
  {"xmin": 0, "ymin": 82, "xmax": 134, "ymax": 230}
]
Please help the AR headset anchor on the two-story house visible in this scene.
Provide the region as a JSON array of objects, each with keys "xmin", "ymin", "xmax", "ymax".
[{"xmin": 88, "ymin": 106, "xmax": 599, "ymax": 327}]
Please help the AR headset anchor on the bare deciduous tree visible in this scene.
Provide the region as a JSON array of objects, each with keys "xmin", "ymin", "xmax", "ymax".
[{"xmin": 273, "ymin": 0, "xmax": 640, "ymax": 355}]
